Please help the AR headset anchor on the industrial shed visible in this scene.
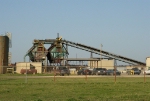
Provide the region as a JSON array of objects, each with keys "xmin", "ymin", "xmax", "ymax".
[
  {"xmin": 88, "ymin": 59, "xmax": 114, "ymax": 69},
  {"xmin": 146, "ymin": 57, "xmax": 150, "ymax": 70},
  {"xmin": 16, "ymin": 62, "xmax": 42, "ymax": 74}
]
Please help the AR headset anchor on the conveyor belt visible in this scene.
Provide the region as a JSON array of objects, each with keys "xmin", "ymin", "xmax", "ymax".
[
  {"xmin": 62, "ymin": 40, "xmax": 146, "ymax": 66},
  {"xmin": 25, "ymin": 39, "xmax": 146, "ymax": 65}
]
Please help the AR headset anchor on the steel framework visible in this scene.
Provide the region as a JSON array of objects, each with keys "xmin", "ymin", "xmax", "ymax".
[{"xmin": 24, "ymin": 37, "xmax": 146, "ymax": 66}]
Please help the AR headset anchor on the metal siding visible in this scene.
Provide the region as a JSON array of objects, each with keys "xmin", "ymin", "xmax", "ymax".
[
  {"xmin": 16, "ymin": 62, "xmax": 30, "ymax": 74},
  {"xmin": 16, "ymin": 62, "xmax": 42, "ymax": 74},
  {"xmin": 88, "ymin": 60, "xmax": 114, "ymax": 69},
  {"xmin": 146, "ymin": 57, "xmax": 150, "ymax": 70},
  {"xmin": 30, "ymin": 62, "xmax": 42, "ymax": 73}
]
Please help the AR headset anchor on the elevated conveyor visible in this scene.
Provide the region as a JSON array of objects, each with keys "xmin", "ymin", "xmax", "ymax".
[
  {"xmin": 25, "ymin": 38, "xmax": 146, "ymax": 66},
  {"xmin": 62, "ymin": 40, "xmax": 146, "ymax": 66}
]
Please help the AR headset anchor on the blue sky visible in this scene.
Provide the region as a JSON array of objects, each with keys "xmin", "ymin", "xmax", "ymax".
[{"xmin": 0, "ymin": 0, "xmax": 150, "ymax": 64}]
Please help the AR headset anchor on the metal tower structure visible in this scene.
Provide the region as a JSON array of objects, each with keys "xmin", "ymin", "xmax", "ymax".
[
  {"xmin": 24, "ymin": 35, "xmax": 146, "ymax": 66},
  {"xmin": 24, "ymin": 35, "xmax": 69, "ymax": 65}
]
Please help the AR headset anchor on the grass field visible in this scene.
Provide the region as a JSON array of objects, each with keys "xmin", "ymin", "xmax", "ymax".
[{"xmin": 0, "ymin": 76, "xmax": 150, "ymax": 101}]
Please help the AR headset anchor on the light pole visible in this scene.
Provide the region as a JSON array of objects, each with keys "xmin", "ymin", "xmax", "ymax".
[
  {"xmin": 100, "ymin": 44, "xmax": 103, "ymax": 68},
  {"xmin": 25, "ymin": 62, "xmax": 27, "ymax": 83}
]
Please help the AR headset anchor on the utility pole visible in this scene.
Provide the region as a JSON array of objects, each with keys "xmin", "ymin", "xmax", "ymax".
[
  {"xmin": 114, "ymin": 59, "xmax": 117, "ymax": 83},
  {"xmin": 100, "ymin": 44, "xmax": 103, "ymax": 68},
  {"xmin": 90, "ymin": 52, "xmax": 93, "ymax": 68},
  {"xmin": 25, "ymin": 62, "xmax": 27, "ymax": 83}
]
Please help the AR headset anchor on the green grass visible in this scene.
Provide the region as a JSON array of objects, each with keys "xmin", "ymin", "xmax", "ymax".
[
  {"xmin": 0, "ymin": 73, "xmax": 54, "ymax": 76},
  {"xmin": 0, "ymin": 77, "xmax": 150, "ymax": 101}
]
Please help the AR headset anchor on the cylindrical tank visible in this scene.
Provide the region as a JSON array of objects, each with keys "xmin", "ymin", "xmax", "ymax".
[{"xmin": 0, "ymin": 36, "xmax": 9, "ymax": 74}]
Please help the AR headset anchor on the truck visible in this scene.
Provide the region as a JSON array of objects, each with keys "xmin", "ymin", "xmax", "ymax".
[{"xmin": 54, "ymin": 66, "xmax": 70, "ymax": 76}]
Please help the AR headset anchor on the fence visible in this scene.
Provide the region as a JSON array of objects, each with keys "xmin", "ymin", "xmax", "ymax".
[
  {"xmin": 0, "ymin": 65, "xmax": 148, "ymax": 74},
  {"xmin": 0, "ymin": 65, "xmax": 150, "ymax": 101},
  {"xmin": 0, "ymin": 65, "xmax": 149, "ymax": 82}
]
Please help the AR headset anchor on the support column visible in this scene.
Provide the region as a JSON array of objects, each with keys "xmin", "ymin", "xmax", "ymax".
[
  {"xmin": 66, "ymin": 44, "xmax": 68, "ymax": 66},
  {"xmin": 90, "ymin": 52, "xmax": 93, "ymax": 68}
]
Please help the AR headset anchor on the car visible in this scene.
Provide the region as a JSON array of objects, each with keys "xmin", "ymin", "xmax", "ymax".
[
  {"xmin": 77, "ymin": 68, "xmax": 92, "ymax": 75},
  {"xmin": 144, "ymin": 70, "xmax": 150, "ymax": 75},
  {"xmin": 92, "ymin": 68, "xmax": 107, "ymax": 75},
  {"xmin": 106, "ymin": 69, "xmax": 121, "ymax": 75},
  {"xmin": 54, "ymin": 66, "xmax": 70, "ymax": 76}
]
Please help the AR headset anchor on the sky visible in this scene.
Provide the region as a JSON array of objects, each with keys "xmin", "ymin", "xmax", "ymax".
[{"xmin": 0, "ymin": 0, "xmax": 150, "ymax": 64}]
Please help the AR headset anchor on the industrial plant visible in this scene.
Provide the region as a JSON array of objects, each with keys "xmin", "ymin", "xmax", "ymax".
[{"xmin": 0, "ymin": 33, "xmax": 149, "ymax": 74}]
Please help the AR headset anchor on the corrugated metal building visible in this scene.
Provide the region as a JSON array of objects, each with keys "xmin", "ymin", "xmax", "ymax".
[
  {"xmin": 146, "ymin": 57, "xmax": 150, "ymax": 70},
  {"xmin": 88, "ymin": 59, "xmax": 114, "ymax": 69},
  {"xmin": 16, "ymin": 62, "xmax": 42, "ymax": 74},
  {"xmin": 0, "ymin": 36, "xmax": 9, "ymax": 74}
]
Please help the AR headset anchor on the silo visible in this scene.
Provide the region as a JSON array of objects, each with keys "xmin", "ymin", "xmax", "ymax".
[{"xmin": 0, "ymin": 36, "xmax": 9, "ymax": 74}]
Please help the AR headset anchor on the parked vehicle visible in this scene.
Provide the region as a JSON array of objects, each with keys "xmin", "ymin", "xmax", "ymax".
[
  {"xmin": 54, "ymin": 66, "xmax": 70, "ymax": 76},
  {"xmin": 144, "ymin": 70, "xmax": 150, "ymax": 75},
  {"xmin": 106, "ymin": 69, "xmax": 121, "ymax": 75},
  {"xmin": 92, "ymin": 68, "xmax": 107, "ymax": 75},
  {"xmin": 20, "ymin": 69, "xmax": 37, "ymax": 74},
  {"xmin": 127, "ymin": 68, "xmax": 141, "ymax": 75},
  {"xmin": 77, "ymin": 68, "xmax": 92, "ymax": 75},
  {"xmin": 132, "ymin": 68, "xmax": 141, "ymax": 75},
  {"xmin": 126, "ymin": 69, "xmax": 131, "ymax": 74}
]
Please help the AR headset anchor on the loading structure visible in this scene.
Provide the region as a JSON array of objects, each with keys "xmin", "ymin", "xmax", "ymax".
[
  {"xmin": 24, "ymin": 36, "xmax": 146, "ymax": 66},
  {"xmin": 24, "ymin": 36, "xmax": 69, "ymax": 65}
]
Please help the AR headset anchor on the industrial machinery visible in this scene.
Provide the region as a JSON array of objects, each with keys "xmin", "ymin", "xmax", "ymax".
[
  {"xmin": 24, "ymin": 34, "xmax": 146, "ymax": 66},
  {"xmin": 24, "ymin": 34, "xmax": 69, "ymax": 65}
]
